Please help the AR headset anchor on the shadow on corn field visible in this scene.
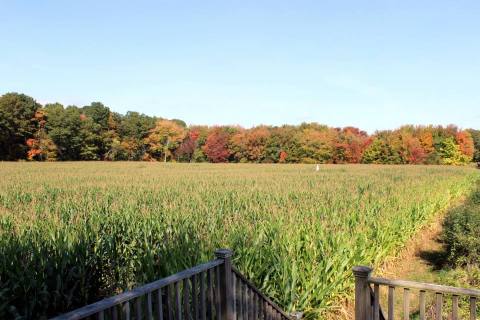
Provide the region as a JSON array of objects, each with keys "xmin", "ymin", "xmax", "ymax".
[{"xmin": 0, "ymin": 212, "xmax": 204, "ymax": 319}]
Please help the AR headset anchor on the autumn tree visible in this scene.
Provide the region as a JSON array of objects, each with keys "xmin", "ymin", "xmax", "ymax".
[
  {"xmin": 145, "ymin": 120, "xmax": 186, "ymax": 161},
  {"xmin": 203, "ymin": 127, "xmax": 231, "ymax": 163},
  {"xmin": 334, "ymin": 127, "xmax": 370, "ymax": 163},
  {"xmin": 262, "ymin": 126, "xmax": 300, "ymax": 163},
  {"xmin": 298, "ymin": 124, "xmax": 337, "ymax": 163},
  {"xmin": 230, "ymin": 126, "xmax": 271, "ymax": 163},
  {"xmin": 455, "ymin": 131, "xmax": 474, "ymax": 160},
  {"xmin": 175, "ymin": 129, "xmax": 200, "ymax": 162},
  {"xmin": 26, "ymin": 109, "xmax": 57, "ymax": 161},
  {"xmin": 439, "ymin": 137, "xmax": 471, "ymax": 165}
]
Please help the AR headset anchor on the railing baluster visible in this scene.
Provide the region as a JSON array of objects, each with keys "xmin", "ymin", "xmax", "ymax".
[
  {"xmin": 419, "ymin": 290, "xmax": 425, "ymax": 320},
  {"xmin": 123, "ymin": 301, "xmax": 131, "ymax": 320},
  {"xmin": 403, "ymin": 288, "xmax": 410, "ymax": 320},
  {"xmin": 167, "ymin": 284, "xmax": 173, "ymax": 320},
  {"xmin": 208, "ymin": 268, "xmax": 214, "ymax": 320},
  {"xmin": 259, "ymin": 292, "xmax": 263, "ymax": 320},
  {"xmin": 184, "ymin": 278, "xmax": 190, "ymax": 320},
  {"xmin": 201, "ymin": 272, "xmax": 206, "ymax": 320},
  {"xmin": 216, "ymin": 266, "xmax": 222, "ymax": 320},
  {"xmin": 193, "ymin": 274, "xmax": 199, "ymax": 320},
  {"xmin": 232, "ymin": 274, "xmax": 237, "ymax": 320},
  {"xmin": 267, "ymin": 303, "xmax": 273, "ymax": 320},
  {"xmin": 388, "ymin": 286, "xmax": 395, "ymax": 320},
  {"xmin": 435, "ymin": 293, "xmax": 442, "ymax": 320},
  {"xmin": 147, "ymin": 292, "xmax": 153, "ymax": 320},
  {"xmin": 157, "ymin": 288, "xmax": 164, "ymax": 320},
  {"xmin": 367, "ymin": 284, "xmax": 372, "ymax": 320},
  {"xmin": 135, "ymin": 296, "xmax": 142, "ymax": 320},
  {"xmin": 97, "ymin": 310, "xmax": 104, "ymax": 320},
  {"xmin": 175, "ymin": 282, "xmax": 181, "ymax": 320},
  {"xmin": 112, "ymin": 305, "xmax": 118, "ymax": 320},
  {"xmin": 244, "ymin": 282, "xmax": 248, "ymax": 320},
  {"xmin": 238, "ymin": 278, "xmax": 243, "ymax": 320},
  {"xmin": 374, "ymin": 284, "xmax": 380, "ymax": 320},
  {"xmin": 251, "ymin": 289, "xmax": 255, "ymax": 320},
  {"xmin": 452, "ymin": 295, "xmax": 459, "ymax": 320},
  {"xmin": 470, "ymin": 297, "xmax": 477, "ymax": 320}
]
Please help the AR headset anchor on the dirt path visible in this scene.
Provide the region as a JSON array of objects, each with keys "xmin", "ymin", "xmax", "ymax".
[
  {"xmin": 372, "ymin": 213, "xmax": 451, "ymax": 319},
  {"xmin": 376, "ymin": 216, "xmax": 445, "ymax": 283}
]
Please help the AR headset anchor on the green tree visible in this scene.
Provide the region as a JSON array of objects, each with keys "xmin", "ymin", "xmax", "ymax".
[
  {"xmin": 0, "ymin": 93, "xmax": 40, "ymax": 160},
  {"xmin": 467, "ymin": 129, "xmax": 480, "ymax": 162},
  {"xmin": 118, "ymin": 112, "xmax": 156, "ymax": 160},
  {"xmin": 44, "ymin": 104, "xmax": 84, "ymax": 160},
  {"xmin": 82, "ymin": 102, "xmax": 110, "ymax": 130}
]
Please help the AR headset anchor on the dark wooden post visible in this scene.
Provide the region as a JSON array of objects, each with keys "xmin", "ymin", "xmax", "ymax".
[
  {"xmin": 353, "ymin": 266, "xmax": 373, "ymax": 320},
  {"xmin": 215, "ymin": 249, "xmax": 234, "ymax": 320}
]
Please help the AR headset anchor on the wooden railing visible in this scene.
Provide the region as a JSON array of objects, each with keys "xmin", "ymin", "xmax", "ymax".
[
  {"xmin": 51, "ymin": 249, "xmax": 291, "ymax": 320},
  {"xmin": 353, "ymin": 266, "xmax": 480, "ymax": 320}
]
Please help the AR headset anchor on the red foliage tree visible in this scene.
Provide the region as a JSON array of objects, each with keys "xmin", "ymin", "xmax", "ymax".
[
  {"xmin": 334, "ymin": 127, "xmax": 370, "ymax": 163},
  {"xmin": 456, "ymin": 131, "xmax": 474, "ymax": 158},
  {"xmin": 203, "ymin": 128, "xmax": 231, "ymax": 163},
  {"xmin": 175, "ymin": 129, "xmax": 200, "ymax": 161}
]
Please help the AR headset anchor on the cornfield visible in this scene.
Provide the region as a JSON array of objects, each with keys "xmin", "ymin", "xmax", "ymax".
[{"xmin": 0, "ymin": 162, "xmax": 478, "ymax": 319}]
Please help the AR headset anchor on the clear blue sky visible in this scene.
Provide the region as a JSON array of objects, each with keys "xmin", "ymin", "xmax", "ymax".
[{"xmin": 1, "ymin": 1, "xmax": 479, "ymax": 132}]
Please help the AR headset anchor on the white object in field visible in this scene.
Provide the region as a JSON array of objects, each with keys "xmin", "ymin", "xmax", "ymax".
[{"xmin": 316, "ymin": 164, "xmax": 320, "ymax": 171}]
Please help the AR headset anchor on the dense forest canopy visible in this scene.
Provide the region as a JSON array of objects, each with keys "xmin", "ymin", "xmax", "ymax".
[{"xmin": 0, "ymin": 92, "xmax": 478, "ymax": 164}]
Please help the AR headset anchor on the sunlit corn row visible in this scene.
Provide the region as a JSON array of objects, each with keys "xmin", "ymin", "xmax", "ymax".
[{"xmin": 0, "ymin": 162, "xmax": 478, "ymax": 319}]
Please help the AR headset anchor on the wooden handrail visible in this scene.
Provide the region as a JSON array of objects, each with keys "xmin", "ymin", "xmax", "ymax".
[
  {"xmin": 354, "ymin": 266, "xmax": 480, "ymax": 320},
  {"xmin": 369, "ymin": 277, "xmax": 480, "ymax": 297},
  {"xmin": 51, "ymin": 259, "xmax": 223, "ymax": 320}
]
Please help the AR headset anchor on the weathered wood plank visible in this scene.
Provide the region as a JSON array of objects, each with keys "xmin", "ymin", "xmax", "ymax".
[
  {"xmin": 183, "ymin": 278, "xmax": 190, "ymax": 320},
  {"xmin": 175, "ymin": 282, "xmax": 181, "ymax": 320},
  {"xmin": 111, "ymin": 305, "xmax": 118, "ymax": 320},
  {"xmin": 156, "ymin": 288, "xmax": 164, "ymax": 320},
  {"xmin": 123, "ymin": 301, "xmax": 130, "ymax": 320},
  {"xmin": 403, "ymin": 288, "xmax": 410, "ymax": 320},
  {"xmin": 452, "ymin": 295, "xmax": 459, "ymax": 320},
  {"xmin": 232, "ymin": 273, "xmax": 237, "ymax": 319},
  {"xmin": 167, "ymin": 284, "xmax": 173, "ymax": 320},
  {"xmin": 470, "ymin": 297, "xmax": 477, "ymax": 320},
  {"xmin": 208, "ymin": 268, "xmax": 214, "ymax": 320},
  {"xmin": 135, "ymin": 296, "xmax": 142, "ymax": 320},
  {"xmin": 435, "ymin": 293, "xmax": 442, "ymax": 320},
  {"xmin": 193, "ymin": 274, "xmax": 199, "ymax": 320},
  {"xmin": 388, "ymin": 286, "xmax": 394, "ymax": 320},
  {"xmin": 419, "ymin": 290, "xmax": 425, "ymax": 320},
  {"xmin": 216, "ymin": 266, "xmax": 222, "ymax": 320},
  {"xmin": 201, "ymin": 272, "xmax": 206, "ymax": 320},
  {"xmin": 373, "ymin": 284, "xmax": 380, "ymax": 320},
  {"xmin": 146, "ymin": 292, "xmax": 153, "ymax": 320}
]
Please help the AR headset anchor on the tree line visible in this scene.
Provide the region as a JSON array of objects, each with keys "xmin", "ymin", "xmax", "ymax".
[{"xmin": 1, "ymin": 92, "xmax": 479, "ymax": 165}]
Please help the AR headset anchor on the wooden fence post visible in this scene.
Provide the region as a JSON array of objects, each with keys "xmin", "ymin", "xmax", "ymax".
[
  {"xmin": 215, "ymin": 249, "xmax": 234, "ymax": 320},
  {"xmin": 353, "ymin": 266, "xmax": 373, "ymax": 320}
]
